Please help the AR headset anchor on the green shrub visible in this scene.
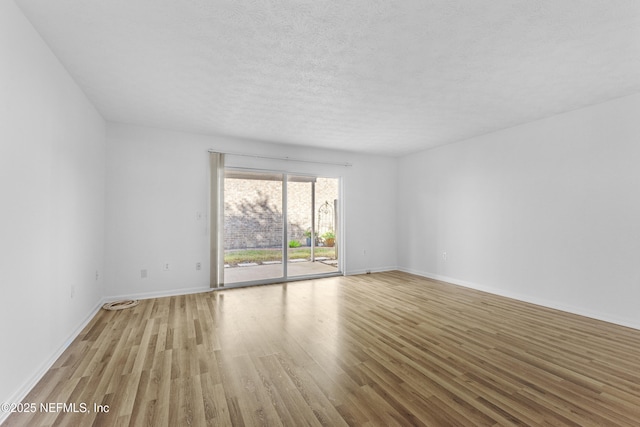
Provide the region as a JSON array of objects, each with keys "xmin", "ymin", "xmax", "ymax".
[{"xmin": 288, "ymin": 240, "xmax": 302, "ymax": 248}]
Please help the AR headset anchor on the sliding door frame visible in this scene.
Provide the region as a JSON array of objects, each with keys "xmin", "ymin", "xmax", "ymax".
[{"xmin": 220, "ymin": 166, "xmax": 343, "ymax": 289}]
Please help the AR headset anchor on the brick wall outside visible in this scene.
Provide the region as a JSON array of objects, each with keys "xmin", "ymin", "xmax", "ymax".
[{"xmin": 224, "ymin": 177, "xmax": 338, "ymax": 249}]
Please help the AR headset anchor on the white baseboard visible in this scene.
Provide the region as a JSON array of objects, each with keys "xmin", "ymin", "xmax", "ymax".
[
  {"xmin": 0, "ymin": 298, "xmax": 106, "ymax": 426},
  {"xmin": 104, "ymin": 286, "xmax": 213, "ymax": 302},
  {"xmin": 398, "ymin": 267, "xmax": 640, "ymax": 331},
  {"xmin": 346, "ymin": 266, "xmax": 397, "ymax": 276}
]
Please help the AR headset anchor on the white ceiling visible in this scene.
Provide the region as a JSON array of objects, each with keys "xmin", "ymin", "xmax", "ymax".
[{"xmin": 15, "ymin": 0, "xmax": 640, "ymax": 156}]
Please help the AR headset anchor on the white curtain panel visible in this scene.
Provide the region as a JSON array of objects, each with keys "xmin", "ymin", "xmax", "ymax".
[{"xmin": 209, "ymin": 152, "xmax": 225, "ymax": 288}]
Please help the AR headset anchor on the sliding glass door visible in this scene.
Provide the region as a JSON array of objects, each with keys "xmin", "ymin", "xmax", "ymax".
[
  {"xmin": 287, "ymin": 175, "xmax": 339, "ymax": 278},
  {"xmin": 223, "ymin": 170, "xmax": 284, "ymax": 284},
  {"xmin": 222, "ymin": 168, "xmax": 340, "ymax": 286}
]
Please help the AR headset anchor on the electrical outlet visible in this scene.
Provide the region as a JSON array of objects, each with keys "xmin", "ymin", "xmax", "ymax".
[
  {"xmin": 141, "ymin": 269, "xmax": 148, "ymax": 279},
  {"xmin": 95, "ymin": 270, "xmax": 99, "ymax": 281},
  {"xmin": 196, "ymin": 262, "xmax": 201, "ymax": 270},
  {"xmin": 442, "ymin": 251, "xmax": 448, "ymax": 261},
  {"xmin": 162, "ymin": 263, "xmax": 170, "ymax": 271}
]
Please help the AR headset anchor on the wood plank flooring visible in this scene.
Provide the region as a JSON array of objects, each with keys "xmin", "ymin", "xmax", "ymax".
[{"xmin": 5, "ymin": 271, "xmax": 640, "ymax": 426}]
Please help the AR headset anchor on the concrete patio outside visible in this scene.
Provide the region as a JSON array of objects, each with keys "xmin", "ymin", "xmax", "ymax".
[{"xmin": 224, "ymin": 260, "xmax": 338, "ymax": 284}]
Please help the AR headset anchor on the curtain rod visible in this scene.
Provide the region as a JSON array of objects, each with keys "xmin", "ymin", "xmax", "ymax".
[{"xmin": 208, "ymin": 149, "xmax": 352, "ymax": 167}]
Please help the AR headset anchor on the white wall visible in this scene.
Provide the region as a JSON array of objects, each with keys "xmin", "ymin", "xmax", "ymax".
[
  {"xmin": 105, "ymin": 123, "xmax": 397, "ymax": 298},
  {"xmin": 0, "ymin": 0, "xmax": 106, "ymax": 412},
  {"xmin": 397, "ymin": 93, "xmax": 640, "ymax": 329}
]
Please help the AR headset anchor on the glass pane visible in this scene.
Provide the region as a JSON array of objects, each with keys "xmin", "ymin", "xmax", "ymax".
[
  {"xmin": 287, "ymin": 175, "xmax": 340, "ymax": 277},
  {"xmin": 223, "ymin": 170, "xmax": 284, "ymax": 284}
]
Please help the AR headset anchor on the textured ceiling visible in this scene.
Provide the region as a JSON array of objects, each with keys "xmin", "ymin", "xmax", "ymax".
[{"xmin": 15, "ymin": 0, "xmax": 640, "ymax": 156}]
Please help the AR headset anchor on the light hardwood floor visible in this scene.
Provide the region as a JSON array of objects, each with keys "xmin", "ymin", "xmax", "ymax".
[{"xmin": 5, "ymin": 271, "xmax": 640, "ymax": 426}]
